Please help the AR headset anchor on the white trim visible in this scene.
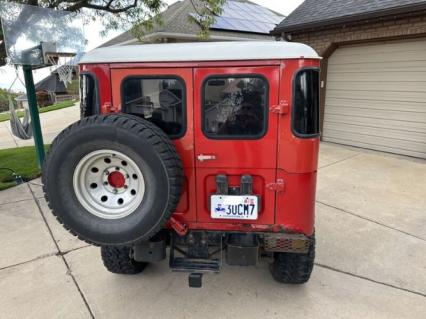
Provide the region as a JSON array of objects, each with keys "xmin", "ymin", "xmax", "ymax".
[
  {"xmin": 113, "ymin": 32, "xmax": 269, "ymax": 46},
  {"xmin": 81, "ymin": 41, "xmax": 320, "ymax": 64}
]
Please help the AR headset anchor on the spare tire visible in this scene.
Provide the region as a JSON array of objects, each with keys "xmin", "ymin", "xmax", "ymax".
[{"xmin": 42, "ymin": 114, "xmax": 183, "ymax": 246}]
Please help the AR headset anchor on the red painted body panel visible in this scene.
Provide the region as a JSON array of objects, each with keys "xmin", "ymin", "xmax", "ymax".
[
  {"xmin": 193, "ymin": 66, "xmax": 280, "ymax": 169},
  {"xmin": 82, "ymin": 58, "xmax": 320, "ymax": 236},
  {"xmin": 275, "ymin": 170, "xmax": 317, "ymax": 235},
  {"xmin": 196, "ymin": 168, "xmax": 276, "ymax": 225},
  {"xmin": 277, "ymin": 59, "xmax": 320, "ymax": 174},
  {"xmin": 80, "ymin": 64, "xmax": 112, "ymax": 113},
  {"xmin": 110, "ymin": 68, "xmax": 195, "ymax": 169}
]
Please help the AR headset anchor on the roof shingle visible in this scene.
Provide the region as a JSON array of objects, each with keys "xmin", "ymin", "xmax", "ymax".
[
  {"xmin": 100, "ymin": 0, "xmax": 280, "ymax": 47},
  {"xmin": 273, "ymin": 0, "xmax": 426, "ymax": 33}
]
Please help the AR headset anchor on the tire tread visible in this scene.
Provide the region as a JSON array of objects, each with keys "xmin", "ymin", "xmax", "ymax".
[
  {"xmin": 101, "ymin": 246, "xmax": 147, "ymax": 274},
  {"xmin": 270, "ymin": 235, "xmax": 315, "ymax": 284}
]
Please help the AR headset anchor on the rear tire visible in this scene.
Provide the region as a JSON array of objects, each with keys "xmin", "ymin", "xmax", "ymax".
[
  {"xmin": 101, "ymin": 246, "xmax": 147, "ymax": 274},
  {"xmin": 270, "ymin": 235, "xmax": 315, "ymax": 284}
]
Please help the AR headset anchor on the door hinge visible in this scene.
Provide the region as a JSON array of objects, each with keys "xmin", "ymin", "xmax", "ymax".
[
  {"xmin": 266, "ymin": 179, "xmax": 285, "ymax": 192},
  {"xmin": 169, "ymin": 216, "xmax": 188, "ymax": 236},
  {"xmin": 270, "ymin": 100, "xmax": 289, "ymax": 115}
]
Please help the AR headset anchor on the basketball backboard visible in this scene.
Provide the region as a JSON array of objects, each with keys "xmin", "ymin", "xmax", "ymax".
[{"xmin": 0, "ymin": 2, "xmax": 86, "ymax": 67}]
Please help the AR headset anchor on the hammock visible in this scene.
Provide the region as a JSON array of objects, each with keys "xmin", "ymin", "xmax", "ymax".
[
  {"xmin": 8, "ymin": 95, "xmax": 32, "ymax": 140},
  {"xmin": 7, "ymin": 72, "xmax": 33, "ymax": 140}
]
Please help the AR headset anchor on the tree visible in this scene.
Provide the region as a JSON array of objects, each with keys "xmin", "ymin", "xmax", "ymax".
[
  {"xmin": 0, "ymin": 87, "xmax": 19, "ymax": 113},
  {"xmin": 0, "ymin": 0, "xmax": 225, "ymax": 67}
]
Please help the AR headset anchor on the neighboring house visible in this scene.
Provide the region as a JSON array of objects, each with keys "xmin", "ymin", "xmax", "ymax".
[
  {"xmin": 16, "ymin": 72, "xmax": 76, "ymax": 108},
  {"xmin": 100, "ymin": 0, "xmax": 284, "ymax": 47},
  {"xmin": 272, "ymin": 0, "xmax": 426, "ymax": 159},
  {"xmin": 35, "ymin": 73, "xmax": 69, "ymax": 106},
  {"xmin": 15, "ymin": 94, "xmax": 28, "ymax": 109}
]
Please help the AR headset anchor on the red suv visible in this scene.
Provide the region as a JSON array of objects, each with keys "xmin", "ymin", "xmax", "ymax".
[{"xmin": 43, "ymin": 41, "xmax": 321, "ymax": 287}]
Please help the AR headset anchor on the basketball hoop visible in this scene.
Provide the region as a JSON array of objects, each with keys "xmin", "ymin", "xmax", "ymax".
[
  {"xmin": 46, "ymin": 53, "xmax": 76, "ymax": 87},
  {"xmin": 0, "ymin": 1, "xmax": 86, "ymax": 166}
]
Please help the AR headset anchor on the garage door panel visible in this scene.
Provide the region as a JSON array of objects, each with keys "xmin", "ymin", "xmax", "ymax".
[
  {"xmin": 324, "ymin": 39, "xmax": 426, "ymax": 158},
  {"xmin": 329, "ymin": 50, "xmax": 426, "ymax": 65},
  {"xmin": 326, "ymin": 90, "xmax": 426, "ymax": 104},
  {"xmin": 322, "ymin": 137, "xmax": 426, "ymax": 159},
  {"xmin": 326, "ymin": 81, "xmax": 426, "ymax": 93},
  {"xmin": 325, "ymin": 105, "xmax": 425, "ymax": 123},
  {"xmin": 325, "ymin": 114, "xmax": 426, "ymax": 134},
  {"xmin": 327, "ymin": 62, "xmax": 426, "ymax": 73},
  {"xmin": 323, "ymin": 122, "xmax": 426, "ymax": 143},
  {"xmin": 325, "ymin": 98, "xmax": 425, "ymax": 113},
  {"xmin": 331, "ymin": 40, "xmax": 426, "ymax": 56},
  {"xmin": 322, "ymin": 129, "xmax": 426, "ymax": 154},
  {"xmin": 327, "ymin": 72, "xmax": 426, "ymax": 82}
]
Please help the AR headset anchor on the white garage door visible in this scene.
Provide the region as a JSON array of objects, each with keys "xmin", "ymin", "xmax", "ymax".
[{"xmin": 323, "ymin": 39, "xmax": 426, "ymax": 158}]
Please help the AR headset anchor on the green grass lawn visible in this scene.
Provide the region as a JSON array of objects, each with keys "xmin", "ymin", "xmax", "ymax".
[
  {"xmin": 0, "ymin": 145, "xmax": 49, "ymax": 191},
  {"xmin": 0, "ymin": 100, "xmax": 76, "ymax": 122}
]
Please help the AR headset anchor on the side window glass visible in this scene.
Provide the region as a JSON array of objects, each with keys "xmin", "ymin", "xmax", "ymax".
[
  {"xmin": 80, "ymin": 74, "xmax": 98, "ymax": 117},
  {"xmin": 122, "ymin": 77, "xmax": 185, "ymax": 138},
  {"xmin": 203, "ymin": 76, "xmax": 268, "ymax": 139},
  {"xmin": 293, "ymin": 69, "xmax": 320, "ymax": 137}
]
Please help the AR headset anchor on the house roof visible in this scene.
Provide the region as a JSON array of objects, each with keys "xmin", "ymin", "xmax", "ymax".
[
  {"xmin": 15, "ymin": 94, "xmax": 27, "ymax": 101},
  {"xmin": 80, "ymin": 41, "xmax": 320, "ymax": 64},
  {"xmin": 273, "ymin": 0, "xmax": 426, "ymax": 33},
  {"xmin": 35, "ymin": 73, "xmax": 67, "ymax": 94},
  {"xmin": 99, "ymin": 0, "xmax": 282, "ymax": 47}
]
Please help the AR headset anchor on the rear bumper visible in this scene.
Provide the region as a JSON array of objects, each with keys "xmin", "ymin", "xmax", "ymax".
[{"xmin": 175, "ymin": 221, "xmax": 313, "ymax": 234}]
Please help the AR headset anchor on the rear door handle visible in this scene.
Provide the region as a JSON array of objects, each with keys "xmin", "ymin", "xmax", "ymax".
[{"xmin": 197, "ymin": 154, "xmax": 216, "ymax": 162}]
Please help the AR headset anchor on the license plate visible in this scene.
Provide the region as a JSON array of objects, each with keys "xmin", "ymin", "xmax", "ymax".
[{"xmin": 210, "ymin": 195, "xmax": 258, "ymax": 220}]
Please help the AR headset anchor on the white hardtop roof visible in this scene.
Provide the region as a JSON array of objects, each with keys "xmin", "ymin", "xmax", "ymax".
[{"xmin": 80, "ymin": 41, "xmax": 320, "ymax": 64}]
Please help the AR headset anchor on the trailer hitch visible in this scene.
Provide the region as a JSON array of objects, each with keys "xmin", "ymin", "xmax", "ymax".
[{"xmin": 188, "ymin": 273, "xmax": 203, "ymax": 288}]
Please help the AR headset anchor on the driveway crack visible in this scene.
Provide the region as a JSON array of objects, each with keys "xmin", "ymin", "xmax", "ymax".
[
  {"xmin": 319, "ymin": 153, "xmax": 361, "ymax": 169},
  {"xmin": 28, "ymin": 184, "xmax": 96, "ymax": 319},
  {"xmin": 0, "ymin": 253, "xmax": 57, "ymax": 271},
  {"xmin": 315, "ymin": 263, "xmax": 426, "ymax": 298},
  {"xmin": 317, "ymin": 200, "xmax": 425, "ymax": 242}
]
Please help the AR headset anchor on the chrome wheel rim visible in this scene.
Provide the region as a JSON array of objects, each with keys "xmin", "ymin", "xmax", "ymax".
[{"xmin": 73, "ymin": 149, "xmax": 145, "ymax": 219}]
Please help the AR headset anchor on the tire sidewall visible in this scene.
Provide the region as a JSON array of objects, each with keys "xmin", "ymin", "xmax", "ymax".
[{"xmin": 45, "ymin": 120, "xmax": 171, "ymax": 245}]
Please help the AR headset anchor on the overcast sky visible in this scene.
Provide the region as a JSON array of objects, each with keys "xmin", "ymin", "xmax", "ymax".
[{"xmin": 0, "ymin": 0, "xmax": 303, "ymax": 91}]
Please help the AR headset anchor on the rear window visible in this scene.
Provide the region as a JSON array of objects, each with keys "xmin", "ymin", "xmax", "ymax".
[
  {"xmin": 121, "ymin": 77, "xmax": 186, "ymax": 138},
  {"xmin": 202, "ymin": 76, "xmax": 268, "ymax": 139},
  {"xmin": 80, "ymin": 74, "xmax": 99, "ymax": 118},
  {"xmin": 292, "ymin": 68, "xmax": 320, "ymax": 137}
]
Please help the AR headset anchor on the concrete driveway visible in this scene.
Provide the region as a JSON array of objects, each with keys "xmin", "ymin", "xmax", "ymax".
[
  {"xmin": 0, "ymin": 104, "xmax": 79, "ymax": 149},
  {"xmin": 0, "ymin": 143, "xmax": 425, "ymax": 319}
]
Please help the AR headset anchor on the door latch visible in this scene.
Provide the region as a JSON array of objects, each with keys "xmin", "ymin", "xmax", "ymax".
[
  {"xmin": 266, "ymin": 179, "xmax": 285, "ymax": 192},
  {"xmin": 197, "ymin": 154, "xmax": 216, "ymax": 162},
  {"xmin": 270, "ymin": 100, "xmax": 289, "ymax": 115}
]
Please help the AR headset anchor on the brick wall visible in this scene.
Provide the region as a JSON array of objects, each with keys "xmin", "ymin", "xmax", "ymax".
[{"xmin": 284, "ymin": 10, "xmax": 426, "ymax": 57}]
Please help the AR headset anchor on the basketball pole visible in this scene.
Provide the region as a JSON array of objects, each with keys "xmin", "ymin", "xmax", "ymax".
[{"xmin": 22, "ymin": 64, "xmax": 45, "ymax": 167}]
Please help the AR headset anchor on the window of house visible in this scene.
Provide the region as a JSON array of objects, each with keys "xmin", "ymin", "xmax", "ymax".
[
  {"xmin": 293, "ymin": 69, "xmax": 320, "ymax": 137},
  {"xmin": 121, "ymin": 77, "xmax": 186, "ymax": 138},
  {"xmin": 203, "ymin": 76, "xmax": 268, "ymax": 139}
]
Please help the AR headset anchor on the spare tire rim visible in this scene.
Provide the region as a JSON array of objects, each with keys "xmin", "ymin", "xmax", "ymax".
[{"xmin": 73, "ymin": 149, "xmax": 145, "ymax": 219}]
